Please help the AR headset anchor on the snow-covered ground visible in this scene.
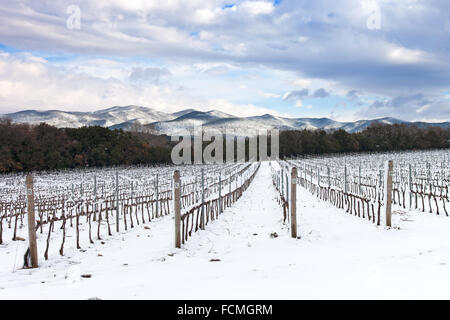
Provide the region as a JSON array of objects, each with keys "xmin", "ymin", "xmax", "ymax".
[{"xmin": 2, "ymin": 162, "xmax": 450, "ymax": 299}]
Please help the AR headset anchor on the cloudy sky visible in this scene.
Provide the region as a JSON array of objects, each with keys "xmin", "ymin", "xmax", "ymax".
[{"xmin": 0, "ymin": 0, "xmax": 449, "ymax": 121}]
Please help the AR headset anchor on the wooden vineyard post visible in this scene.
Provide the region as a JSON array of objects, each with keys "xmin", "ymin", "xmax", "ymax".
[
  {"xmin": 344, "ymin": 166, "xmax": 348, "ymax": 194},
  {"xmin": 285, "ymin": 171, "xmax": 289, "ymax": 206},
  {"xmin": 275, "ymin": 170, "xmax": 280, "ymax": 189},
  {"xmin": 317, "ymin": 167, "xmax": 320, "ymax": 187},
  {"xmin": 358, "ymin": 165, "xmax": 362, "ymax": 195},
  {"xmin": 219, "ymin": 173, "xmax": 222, "ymax": 213},
  {"xmin": 94, "ymin": 175, "xmax": 97, "ymax": 197},
  {"xmin": 291, "ymin": 167, "xmax": 297, "ymax": 238},
  {"xmin": 327, "ymin": 166, "xmax": 331, "ymax": 188},
  {"xmin": 200, "ymin": 167, "xmax": 205, "ymax": 230},
  {"xmin": 304, "ymin": 164, "xmax": 307, "ymax": 187},
  {"xmin": 408, "ymin": 164, "xmax": 412, "ymax": 209},
  {"xmin": 26, "ymin": 174, "xmax": 38, "ymax": 268},
  {"xmin": 229, "ymin": 175, "xmax": 231, "ymax": 195},
  {"xmin": 384, "ymin": 160, "xmax": 393, "ymax": 227},
  {"xmin": 155, "ymin": 174, "xmax": 159, "ymax": 217},
  {"xmin": 115, "ymin": 171, "xmax": 119, "ymax": 232},
  {"xmin": 174, "ymin": 170, "xmax": 181, "ymax": 248}
]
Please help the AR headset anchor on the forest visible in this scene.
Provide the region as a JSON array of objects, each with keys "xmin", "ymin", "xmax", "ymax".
[
  {"xmin": 279, "ymin": 123, "xmax": 450, "ymax": 157},
  {"xmin": 0, "ymin": 118, "xmax": 448, "ymax": 173},
  {"xmin": 0, "ymin": 119, "xmax": 172, "ymax": 172}
]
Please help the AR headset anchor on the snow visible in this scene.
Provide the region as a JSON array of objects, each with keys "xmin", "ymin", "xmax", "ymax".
[
  {"xmin": 5, "ymin": 105, "xmax": 175, "ymax": 128},
  {"xmin": 6, "ymin": 106, "xmax": 448, "ymax": 134},
  {"xmin": 2, "ymin": 162, "xmax": 450, "ymax": 299}
]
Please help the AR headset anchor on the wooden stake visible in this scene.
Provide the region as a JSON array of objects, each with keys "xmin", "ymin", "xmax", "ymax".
[
  {"xmin": 291, "ymin": 167, "xmax": 297, "ymax": 238},
  {"xmin": 200, "ymin": 168, "xmax": 205, "ymax": 230},
  {"xmin": 155, "ymin": 174, "xmax": 159, "ymax": 217},
  {"xmin": 327, "ymin": 166, "xmax": 331, "ymax": 187},
  {"xmin": 115, "ymin": 171, "xmax": 119, "ymax": 232},
  {"xmin": 174, "ymin": 170, "xmax": 181, "ymax": 248},
  {"xmin": 358, "ymin": 165, "xmax": 362, "ymax": 195},
  {"xmin": 286, "ymin": 171, "xmax": 289, "ymax": 205},
  {"xmin": 26, "ymin": 174, "xmax": 38, "ymax": 268},
  {"xmin": 317, "ymin": 167, "xmax": 320, "ymax": 187},
  {"xmin": 344, "ymin": 166, "xmax": 348, "ymax": 194},
  {"xmin": 384, "ymin": 160, "xmax": 393, "ymax": 227},
  {"xmin": 408, "ymin": 164, "xmax": 412, "ymax": 210},
  {"xmin": 219, "ymin": 173, "xmax": 222, "ymax": 213},
  {"xmin": 94, "ymin": 175, "xmax": 97, "ymax": 197}
]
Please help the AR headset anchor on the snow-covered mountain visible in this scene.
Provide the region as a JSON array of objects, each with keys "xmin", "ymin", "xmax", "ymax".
[
  {"xmin": 4, "ymin": 105, "xmax": 175, "ymax": 128},
  {"xmin": 3, "ymin": 106, "xmax": 449, "ymax": 134},
  {"xmin": 151, "ymin": 111, "xmax": 449, "ymax": 135}
]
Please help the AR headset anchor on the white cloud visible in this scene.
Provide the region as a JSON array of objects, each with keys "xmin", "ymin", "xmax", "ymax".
[
  {"xmin": 292, "ymin": 78, "xmax": 313, "ymax": 87},
  {"xmin": 0, "ymin": 52, "xmax": 278, "ymax": 118},
  {"xmin": 240, "ymin": 1, "xmax": 275, "ymax": 16},
  {"xmin": 296, "ymin": 36, "xmax": 309, "ymax": 43},
  {"xmin": 295, "ymin": 100, "xmax": 312, "ymax": 109},
  {"xmin": 193, "ymin": 63, "xmax": 234, "ymax": 75},
  {"xmin": 205, "ymin": 99, "xmax": 286, "ymax": 117},
  {"xmin": 194, "ymin": 8, "xmax": 219, "ymax": 24},
  {"xmin": 387, "ymin": 46, "xmax": 431, "ymax": 65},
  {"xmin": 0, "ymin": 0, "xmax": 449, "ymax": 121},
  {"xmin": 260, "ymin": 92, "xmax": 281, "ymax": 98}
]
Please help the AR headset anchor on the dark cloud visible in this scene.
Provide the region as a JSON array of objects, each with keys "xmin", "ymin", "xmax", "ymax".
[
  {"xmin": 346, "ymin": 90, "xmax": 359, "ymax": 100},
  {"xmin": 360, "ymin": 93, "xmax": 449, "ymax": 121},
  {"xmin": 370, "ymin": 100, "xmax": 385, "ymax": 108},
  {"xmin": 284, "ymin": 87, "xmax": 331, "ymax": 101},
  {"xmin": 0, "ymin": 0, "xmax": 449, "ymax": 121},
  {"xmin": 388, "ymin": 94, "xmax": 430, "ymax": 108},
  {"xmin": 312, "ymin": 88, "xmax": 330, "ymax": 98},
  {"xmin": 368, "ymin": 94, "xmax": 431, "ymax": 110},
  {"xmin": 283, "ymin": 88, "xmax": 309, "ymax": 101}
]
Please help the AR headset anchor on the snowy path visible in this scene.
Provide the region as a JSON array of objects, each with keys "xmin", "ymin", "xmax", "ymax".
[
  {"xmin": 293, "ymin": 184, "xmax": 450, "ymax": 299},
  {"xmin": 2, "ymin": 162, "xmax": 450, "ymax": 299}
]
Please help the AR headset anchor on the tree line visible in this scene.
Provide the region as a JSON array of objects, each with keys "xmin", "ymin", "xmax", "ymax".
[
  {"xmin": 280, "ymin": 123, "xmax": 450, "ymax": 157},
  {"xmin": 0, "ymin": 119, "xmax": 172, "ymax": 172},
  {"xmin": 0, "ymin": 118, "xmax": 448, "ymax": 173}
]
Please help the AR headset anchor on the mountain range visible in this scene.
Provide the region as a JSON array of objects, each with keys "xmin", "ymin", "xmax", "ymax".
[{"xmin": 3, "ymin": 105, "xmax": 449, "ymax": 135}]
